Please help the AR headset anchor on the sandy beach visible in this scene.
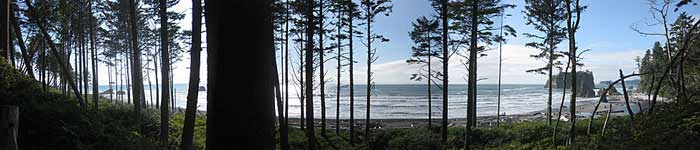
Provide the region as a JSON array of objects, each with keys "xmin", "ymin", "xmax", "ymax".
[{"xmin": 285, "ymin": 92, "xmax": 662, "ymax": 129}]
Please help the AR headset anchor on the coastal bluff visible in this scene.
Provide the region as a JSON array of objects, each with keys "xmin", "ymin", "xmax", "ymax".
[{"xmin": 545, "ymin": 70, "xmax": 596, "ymax": 97}]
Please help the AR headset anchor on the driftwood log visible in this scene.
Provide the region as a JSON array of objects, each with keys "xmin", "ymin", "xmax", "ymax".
[{"xmin": 586, "ymin": 73, "xmax": 644, "ymax": 135}]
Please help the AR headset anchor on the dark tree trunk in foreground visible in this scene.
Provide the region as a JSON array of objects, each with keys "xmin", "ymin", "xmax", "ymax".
[
  {"xmin": 565, "ymin": 0, "xmax": 581, "ymax": 145},
  {"xmin": 159, "ymin": 0, "xmax": 171, "ymax": 148},
  {"xmin": 466, "ymin": 0, "xmax": 479, "ymax": 149},
  {"xmin": 0, "ymin": 0, "xmax": 8, "ymax": 62},
  {"xmin": 25, "ymin": 0, "xmax": 86, "ymax": 110},
  {"xmin": 205, "ymin": 0, "xmax": 275, "ymax": 148},
  {"xmin": 347, "ymin": 0, "xmax": 356, "ymax": 145},
  {"xmin": 89, "ymin": 0, "xmax": 99, "ymax": 110},
  {"xmin": 440, "ymin": 0, "xmax": 449, "ymax": 143},
  {"xmin": 128, "ymin": 0, "xmax": 144, "ymax": 126},
  {"xmin": 304, "ymin": 0, "xmax": 317, "ymax": 148},
  {"xmin": 284, "ymin": 0, "xmax": 291, "ymax": 148},
  {"xmin": 180, "ymin": 0, "xmax": 202, "ymax": 149},
  {"xmin": 319, "ymin": 0, "xmax": 327, "ymax": 138}
]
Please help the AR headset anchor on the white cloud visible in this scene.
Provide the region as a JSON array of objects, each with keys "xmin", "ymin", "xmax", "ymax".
[{"xmin": 315, "ymin": 44, "xmax": 644, "ymax": 85}]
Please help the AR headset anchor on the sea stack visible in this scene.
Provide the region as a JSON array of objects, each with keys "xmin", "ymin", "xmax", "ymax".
[{"xmin": 545, "ymin": 70, "xmax": 596, "ymax": 97}]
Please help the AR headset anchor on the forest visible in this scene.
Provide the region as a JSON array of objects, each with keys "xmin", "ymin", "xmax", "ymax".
[{"xmin": 0, "ymin": 0, "xmax": 699, "ymax": 149}]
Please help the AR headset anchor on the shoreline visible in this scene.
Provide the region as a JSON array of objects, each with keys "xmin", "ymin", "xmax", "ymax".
[{"xmin": 284, "ymin": 92, "xmax": 660, "ymax": 129}]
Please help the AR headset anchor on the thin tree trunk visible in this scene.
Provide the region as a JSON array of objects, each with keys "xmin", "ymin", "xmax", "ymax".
[
  {"xmin": 10, "ymin": 11, "xmax": 34, "ymax": 79},
  {"xmin": 284, "ymin": 0, "xmax": 291, "ymax": 142},
  {"xmin": 440, "ymin": 0, "xmax": 449, "ymax": 143},
  {"xmin": 364, "ymin": 0, "xmax": 371, "ymax": 141},
  {"xmin": 180, "ymin": 0, "xmax": 202, "ymax": 148},
  {"xmin": 319, "ymin": 0, "xmax": 326, "ymax": 138},
  {"xmin": 427, "ymin": 36, "xmax": 432, "ymax": 128},
  {"xmin": 619, "ymin": 69, "xmax": 633, "ymax": 120},
  {"xmin": 347, "ymin": 0, "xmax": 356, "ymax": 145},
  {"xmin": 600, "ymin": 102, "xmax": 612, "ymax": 136},
  {"xmin": 553, "ymin": 59, "xmax": 571, "ymax": 146},
  {"xmin": 154, "ymin": 50, "xmax": 160, "ymax": 108},
  {"xmin": 159, "ymin": 0, "xmax": 171, "ymax": 148},
  {"xmin": 497, "ymin": 7, "xmax": 504, "ymax": 127},
  {"xmin": 89, "ymin": 0, "xmax": 99, "ymax": 109},
  {"xmin": 334, "ymin": 2, "xmax": 342, "ymax": 134},
  {"xmin": 565, "ymin": 0, "xmax": 580, "ymax": 145}
]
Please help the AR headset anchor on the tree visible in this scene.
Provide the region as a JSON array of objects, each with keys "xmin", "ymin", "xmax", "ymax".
[
  {"xmin": 1, "ymin": 0, "xmax": 8, "ymax": 62},
  {"xmin": 345, "ymin": 0, "xmax": 360, "ymax": 145},
  {"xmin": 89, "ymin": 0, "xmax": 99, "ymax": 110},
  {"xmin": 158, "ymin": 0, "xmax": 171, "ymax": 148},
  {"xmin": 24, "ymin": 0, "xmax": 87, "ymax": 110},
  {"xmin": 437, "ymin": 0, "xmax": 449, "ymax": 143},
  {"xmin": 360, "ymin": 0, "xmax": 391, "ymax": 142},
  {"xmin": 457, "ymin": 0, "xmax": 516, "ymax": 148},
  {"xmin": 330, "ymin": 0, "xmax": 347, "ymax": 134},
  {"xmin": 407, "ymin": 16, "xmax": 440, "ymax": 128},
  {"xmin": 128, "ymin": 0, "xmax": 145, "ymax": 128},
  {"xmin": 318, "ymin": 0, "xmax": 328, "ymax": 138},
  {"xmin": 204, "ymin": 0, "xmax": 276, "ymax": 148},
  {"xmin": 180, "ymin": 0, "xmax": 202, "ymax": 149},
  {"xmin": 523, "ymin": 0, "xmax": 566, "ymax": 125},
  {"xmin": 564, "ymin": 0, "xmax": 583, "ymax": 146},
  {"xmin": 10, "ymin": 8, "xmax": 34, "ymax": 79},
  {"xmin": 303, "ymin": 0, "xmax": 316, "ymax": 148}
]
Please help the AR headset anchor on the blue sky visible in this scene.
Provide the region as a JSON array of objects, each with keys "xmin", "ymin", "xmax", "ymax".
[
  {"xmin": 313, "ymin": 0, "xmax": 699, "ymax": 85},
  {"xmin": 97, "ymin": 0, "xmax": 699, "ymax": 85}
]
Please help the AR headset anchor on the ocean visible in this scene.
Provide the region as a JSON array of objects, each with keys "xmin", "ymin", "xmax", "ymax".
[
  {"xmin": 98, "ymin": 83, "xmax": 208, "ymax": 111},
  {"xmin": 285, "ymin": 84, "xmax": 603, "ymax": 119},
  {"xmin": 98, "ymin": 84, "xmax": 623, "ymax": 119}
]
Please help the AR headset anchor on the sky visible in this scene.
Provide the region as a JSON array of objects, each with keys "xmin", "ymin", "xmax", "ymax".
[{"xmin": 97, "ymin": 0, "xmax": 699, "ymax": 86}]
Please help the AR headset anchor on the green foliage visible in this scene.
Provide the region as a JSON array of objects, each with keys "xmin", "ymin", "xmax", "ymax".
[{"xmin": 0, "ymin": 59, "xmax": 206, "ymax": 149}]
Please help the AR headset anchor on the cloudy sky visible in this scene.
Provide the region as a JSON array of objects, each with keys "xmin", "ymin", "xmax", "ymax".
[{"xmin": 96, "ymin": 0, "xmax": 699, "ymax": 86}]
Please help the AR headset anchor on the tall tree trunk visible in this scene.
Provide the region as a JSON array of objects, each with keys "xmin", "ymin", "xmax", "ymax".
[
  {"xmin": 0, "ymin": 0, "xmax": 8, "ymax": 62},
  {"xmin": 440, "ymin": 0, "xmax": 448, "ymax": 143},
  {"xmin": 304, "ymin": 0, "xmax": 317, "ymax": 148},
  {"xmin": 90, "ymin": 0, "xmax": 99, "ymax": 109},
  {"xmin": 318, "ymin": 0, "xmax": 326, "ymax": 138},
  {"xmin": 153, "ymin": 50, "xmax": 160, "ymax": 108},
  {"xmin": 205, "ymin": 0, "xmax": 275, "ymax": 148},
  {"xmin": 497, "ymin": 7, "xmax": 504, "ymax": 127},
  {"xmin": 128, "ymin": 0, "xmax": 143, "ymax": 116},
  {"xmin": 428, "ymin": 35, "xmax": 432, "ymax": 128},
  {"xmin": 284, "ymin": 0, "xmax": 291, "ymax": 143},
  {"xmin": 347, "ymin": 0, "xmax": 356, "ymax": 145},
  {"xmin": 334, "ymin": 2, "xmax": 342, "ymax": 134},
  {"xmin": 466, "ymin": 0, "xmax": 479, "ymax": 149},
  {"xmin": 24, "ymin": 0, "xmax": 86, "ymax": 110},
  {"xmin": 159, "ymin": 0, "xmax": 171, "ymax": 148},
  {"xmin": 565, "ymin": 0, "xmax": 581, "ymax": 145},
  {"xmin": 180, "ymin": 0, "xmax": 202, "ymax": 148},
  {"xmin": 364, "ymin": 0, "xmax": 371, "ymax": 141}
]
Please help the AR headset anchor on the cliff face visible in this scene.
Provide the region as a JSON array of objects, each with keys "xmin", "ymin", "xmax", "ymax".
[{"xmin": 545, "ymin": 70, "xmax": 596, "ymax": 97}]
